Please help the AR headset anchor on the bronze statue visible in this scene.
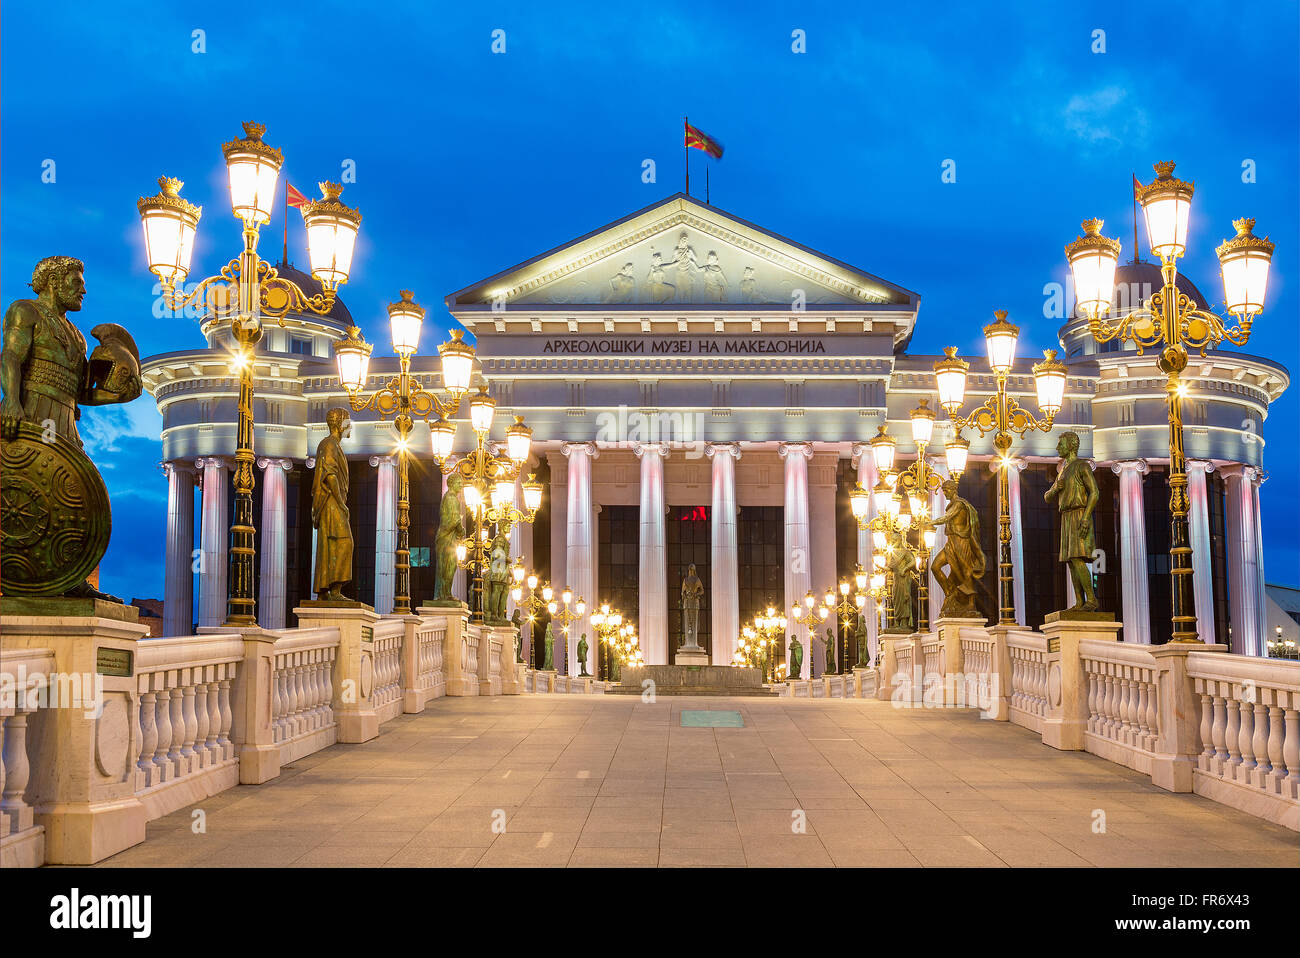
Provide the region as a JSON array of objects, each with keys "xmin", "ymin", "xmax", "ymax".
[
  {"xmin": 311, "ymin": 408, "xmax": 354, "ymax": 600},
  {"xmin": 1045, "ymin": 431, "xmax": 1100, "ymax": 612},
  {"xmin": 788, "ymin": 634, "xmax": 803, "ymax": 680},
  {"xmin": 485, "ymin": 529, "xmax": 510, "ymax": 622},
  {"xmin": 577, "ymin": 633, "xmax": 590, "ymax": 677},
  {"xmin": 930, "ymin": 477, "xmax": 988, "ymax": 619},
  {"xmin": 681, "ymin": 562, "xmax": 705, "ymax": 649},
  {"xmin": 510, "ymin": 608, "xmax": 523, "ymax": 662},
  {"xmin": 824, "ymin": 628, "xmax": 836, "ymax": 675},
  {"xmin": 542, "ymin": 621, "xmax": 555, "ymax": 670},
  {"xmin": 1, "ymin": 256, "xmax": 141, "ymax": 599},
  {"xmin": 432, "ymin": 473, "xmax": 466, "ymax": 603},
  {"xmin": 855, "ymin": 613, "xmax": 870, "ymax": 667},
  {"xmin": 887, "ymin": 528, "xmax": 919, "ymax": 632}
]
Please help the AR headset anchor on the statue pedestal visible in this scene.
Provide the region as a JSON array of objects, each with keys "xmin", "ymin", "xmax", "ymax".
[
  {"xmin": 674, "ymin": 647, "xmax": 709, "ymax": 666},
  {"xmin": 294, "ymin": 603, "xmax": 379, "ymax": 743},
  {"xmin": 1040, "ymin": 611, "xmax": 1121, "ymax": 751},
  {"xmin": 0, "ymin": 606, "xmax": 148, "ymax": 864}
]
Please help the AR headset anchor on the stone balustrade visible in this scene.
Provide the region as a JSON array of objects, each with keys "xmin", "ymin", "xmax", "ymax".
[
  {"xmin": 0, "ymin": 648, "xmax": 53, "ymax": 868},
  {"xmin": 1080, "ymin": 639, "xmax": 1161, "ymax": 774},
  {"xmin": 1007, "ymin": 632, "xmax": 1049, "ymax": 733},
  {"xmin": 371, "ymin": 618, "xmax": 404, "ymax": 721},
  {"xmin": 270, "ymin": 628, "xmax": 340, "ymax": 764},
  {"xmin": 134, "ymin": 633, "xmax": 243, "ymax": 820}
]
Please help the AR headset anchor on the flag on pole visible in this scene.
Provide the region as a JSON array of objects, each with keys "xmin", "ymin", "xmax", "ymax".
[
  {"xmin": 685, "ymin": 122, "xmax": 724, "ymax": 159},
  {"xmin": 286, "ymin": 182, "xmax": 309, "ymax": 209},
  {"xmin": 1132, "ymin": 173, "xmax": 1143, "ymax": 199}
]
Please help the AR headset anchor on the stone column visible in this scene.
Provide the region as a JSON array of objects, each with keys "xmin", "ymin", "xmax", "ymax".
[
  {"xmin": 163, "ymin": 462, "xmax": 197, "ymax": 636},
  {"xmin": 808, "ymin": 451, "xmax": 838, "ymax": 675},
  {"xmin": 1251, "ymin": 476, "xmax": 1267, "ymax": 655},
  {"xmin": 1224, "ymin": 465, "xmax": 1263, "ymax": 656},
  {"xmin": 851, "ymin": 443, "xmax": 880, "ymax": 666},
  {"xmin": 563, "ymin": 442, "xmax": 598, "ymax": 677},
  {"xmin": 1112, "ymin": 460, "xmax": 1151, "ymax": 644},
  {"xmin": 256, "ymin": 457, "xmax": 293, "ymax": 630},
  {"xmin": 1186, "ymin": 460, "xmax": 1217, "ymax": 644},
  {"xmin": 1006, "ymin": 458, "xmax": 1027, "ymax": 626},
  {"xmin": 635, "ymin": 442, "xmax": 671, "ymax": 665},
  {"xmin": 706, "ymin": 443, "xmax": 740, "ymax": 667},
  {"xmin": 195, "ymin": 457, "xmax": 229, "ymax": 628},
  {"xmin": 780, "ymin": 442, "xmax": 814, "ymax": 679},
  {"xmin": 547, "ymin": 452, "xmax": 569, "ymax": 672},
  {"xmin": 371, "ymin": 455, "xmax": 397, "ymax": 615}
]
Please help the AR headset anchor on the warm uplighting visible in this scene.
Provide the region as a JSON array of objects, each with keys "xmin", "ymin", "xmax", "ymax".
[
  {"xmin": 222, "ymin": 122, "xmax": 282, "ymax": 226},
  {"xmin": 136, "ymin": 177, "xmax": 201, "ymax": 285},
  {"xmin": 387, "ymin": 290, "xmax": 424, "ymax": 355},
  {"xmin": 430, "ymin": 418, "xmax": 456, "ymax": 460},
  {"xmin": 869, "ymin": 424, "xmax": 897, "ymax": 473},
  {"xmin": 945, "ymin": 435, "xmax": 970, "ymax": 475},
  {"xmin": 1138, "ymin": 162, "xmax": 1194, "ymax": 260},
  {"xmin": 506, "ymin": 416, "xmax": 533, "ymax": 464},
  {"xmin": 334, "ymin": 326, "xmax": 373, "ymax": 393},
  {"xmin": 469, "ymin": 387, "xmax": 496, "ymax": 435},
  {"xmin": 1032, "ymin": 349, "xmax": 1068, "ymax": 418},
  {"xmin": 1217, "ymin": 218, "xmax": 1275, "ymax": 318},
  {"xmin": 983, "ymin": 310, "xmax": 1019, "ymax": 374},
  {"xmin": 933, "ymin": 347, "xmax": 970, "ymax": 415},
  {"xmin": 300, "ymin": 182, "xmax": 361, "ymax": 289},
  {"xmin": 1064, "ymin": 218, "xmax": 1121, "ymax": 320},
  {"xmin": 438, "ymin": 329, "xmax": 475, "ymax": 396}
]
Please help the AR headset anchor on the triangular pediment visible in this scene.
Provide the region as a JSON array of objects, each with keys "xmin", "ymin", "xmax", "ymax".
[{"xmin": 446, "ymin": 194, "xmax": 917, "ymax": 312}]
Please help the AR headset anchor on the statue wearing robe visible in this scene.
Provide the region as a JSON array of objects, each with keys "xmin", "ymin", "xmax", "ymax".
[
  {"xmin": 930, "ymin": 478, "xmax": 987, "ymax": 620},
  {"xmin": 312, "ymin": 408, "xmax": 353, "ymax": 599}
]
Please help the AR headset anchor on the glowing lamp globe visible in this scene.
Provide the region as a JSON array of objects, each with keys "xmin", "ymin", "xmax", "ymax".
[
  {"xmin": 945, "ymin": 436, "xmax": 970, "ymax": 475},
  {"xmin": 333, "ymin": 326, "xmax": 373, "ymax": 393},
  {"xmin": 1216, "ymin": 218, "xmax": 1274, "ymax": 318},
  {"xmin": 300, "ymin": 181, "xmax": 361, "ymax": 289},
  {"xmin": 561, "ymin": 588, "xmax": 573, "ymax": 606},
  {"xmin": 873, "ymin": 478, "xmax": 894, "ymax": 517},
  {"xmin": 222, "ymin": 122, "xmax": 282, "ymax": 226},
  {"xmin": 437, "ymin": 329, "xmax": 475, "ymax": 396},
  {"xmin": 469, "ymin": 387, "xmax": 496, "ymax": 434},
  {"xmin": 522, "ymin": 475, "xmax": 543, "ymax": 512},
  {"xmin": 849, "ymin": 483, "xmax": 869, "ymax": 519},
  {"xmin": 429, "ymin": 418, "xmax": 455, "ymax": 461},
  {"xmin": 869, "ymin": 424, "xmax": 897, "ymax": 473},
  {"xmin": 1138, "ymin": 162, "xmax": 1194, "ymax": 260},
  {"xmin": 909, "ymin": 399, "xmax": 935, "ymax": 446},
  {"xmin": 983, "ymin": 310, "xmax": 1019, "ymax": 375},
  {"xmin": 387, "ymin": 290, "xmax": 424, "ymax": 355},
  {"xmin": 1064, "ymin": 218, "xmax": 1120, "ymax": 320},
  {"xmin": 1032, "ymin": 349, "xmax": 1068, "ymax": 418},
  {"xmin": 506, "ymin": 416, "xmax": 533, "ymax": 464},
  {"xmin": 137, "ymin": 176, "xmax": 201, "ymax": 286},
  {"xmin": 542, "ymin": 585, "xmax": 553, "ymax": 602},
  {"xmin": 933, "ymin": 347, "xmax": 970, "ymax": 415}
]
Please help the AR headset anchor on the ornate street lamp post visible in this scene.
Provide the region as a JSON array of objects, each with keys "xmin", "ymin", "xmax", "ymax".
[
  {"xmin": 932, "ymin": 312, "xmax": 1066, "ymax": 625},
  {"xmin": 849, "ymin": 461, "xmax": 917, "ymax": 632},
  {"xmin": 430, "ymin": 385, "xmax": 542, "ymax": 623},
  {"xmin": 137, "ymin": 122, "xmax": 361, "ymax": 626},
  {"xmin": 546, "ymin": 589, "xmax": 586, "ymax": 673},
  {"xmin": 510, "ymin": 564, "xmax": 553, "ymax": 666},
  {"xmin": 1065, "ymin": 163, "xmax": 1273, "ymax": 643},
  {"xmin": 334, "ymin": 293, "xmax": 472, "ymax": 613}
]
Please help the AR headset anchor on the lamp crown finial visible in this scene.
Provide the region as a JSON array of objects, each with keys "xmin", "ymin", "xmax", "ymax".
[
  {"xmin": 1232, "ymin": 217, "xmax": 1255, "ymax": 236},
  {"xmin": 318, "ymin": 181, "xmax": 344, "ymax": 201},
  {"xmin": 159, "ymin": 176, "xmax": 183, "ymax": 197},
  {"xmin": 1081, "ymin": 218, "xmax": 1103, "ymax": 235},
  {"xmin": 241, "ymin": 121, "xmax": 267, "ymax": 141},
  {"xmin": 1153, "ymin": 161, "xmax": 1176, "ymax": 180},
  {"xmin": 993, "ymin": 309, "xmax": 1008, "ymax": 322},
  {"xmin": 398, "ymin": 289, "xmax": 415, "ymax": 302}
]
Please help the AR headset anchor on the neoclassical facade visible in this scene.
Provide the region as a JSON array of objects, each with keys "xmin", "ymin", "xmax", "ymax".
[{"xmin": 142, "ymin": 194, "xmax": 1288, "ymax": 674}]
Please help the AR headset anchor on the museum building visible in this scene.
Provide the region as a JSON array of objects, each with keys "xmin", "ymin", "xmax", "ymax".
[{"xmin": 141, "ymin": 194, "xmax": 1289, "ymax": 676}]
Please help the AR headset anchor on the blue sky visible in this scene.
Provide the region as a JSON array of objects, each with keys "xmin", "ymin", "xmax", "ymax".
[{"xmin": 2, "ymin": 0, "xmax": 1296, "ymax": 601}]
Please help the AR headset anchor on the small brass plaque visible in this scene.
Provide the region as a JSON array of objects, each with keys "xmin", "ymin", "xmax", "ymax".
[
  {"xmin": 1047, "ymin": 637, "xmax": 1061, "ymax": 654},
  {"xmin": 96, "ymin": 647, "xmax": 133, "ymax": 677},
  {"xmin": 361, "ymin": 626, "xmax": 373, "ymax": 643}
]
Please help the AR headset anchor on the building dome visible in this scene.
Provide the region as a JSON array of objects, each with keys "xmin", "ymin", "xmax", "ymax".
[
  {"xmin": 1059, "ymin": 258, "xmax": 1212, "ymax": 359},
  {"xmin": 268, "ymin": 261, "xmax": 355, "ymax": 327},
  {"xmin": 197, "ymin": 260, "xmax": 354, "ymax": 356}
]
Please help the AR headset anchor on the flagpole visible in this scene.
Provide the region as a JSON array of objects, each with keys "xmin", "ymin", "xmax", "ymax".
[
  {"xmin": 282, "ymin": 179, "xmax": 289, "ymax": 266},
  {"xmin": 1132, "ymin": 176, "xmax": 1139, "ymax": 263},
  {"xmin": 684, "ymin": 115, "xmax": 689, "ymax": 196},
  {"xmin": 706, "ymin": 167, "xmax": 709, "ymax": 206}
]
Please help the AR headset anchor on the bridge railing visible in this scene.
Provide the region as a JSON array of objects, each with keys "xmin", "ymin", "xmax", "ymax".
[{"xmin": 0, "ymin": 647, "xmax": 53, "ymax": 868}]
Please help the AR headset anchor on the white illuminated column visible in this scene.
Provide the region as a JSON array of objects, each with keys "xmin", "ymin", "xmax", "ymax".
[
  {"xmin": 195, "ymin": 457, "xmax": 229, "ymax": 628},
  {"xmin": 163, "ymin": 462, "xmax": 196, "ymax": 636},
  {"xmin": 1224, "ymin": 465, "xmax": 1264, "ymax": 655},
  {"xmin": 635, "ymin": 443, "xmax": 670, "ymax": 665},
  {"xmin": 991, "ymin": 457, "xmax": 1028, "ymax": 627},
  {"xmin": 1251, "ymin": 477, "xmax": 1267, "ymax": 653},
  {"xmin": 780, "ymin": 442, "xmax": 814, "ymax": 679},
  {"xmin": 1112, "ymin": 460, "xmax": 1151, "ymax": 645},
  {"xmin": 256, "ymin": 457, "xmax": 293, "ymax": 629},
  {"xmin": 371, "ymin": 456, "xmax": 397, "ymax": 615},
  {"xmin": 706, "ymin": 443, "xmax": 740, "ymax": 667},
  {"xmin": 563, "ymin": 441, "xmax": 598, "ymax": 676},
  {"xmin": 851, "ymin": 442, "xmax": 879, "ymax": 665},
  {"xmin": 1186, "ymin": 460, "xmax": 1217, "ymax": 644}
]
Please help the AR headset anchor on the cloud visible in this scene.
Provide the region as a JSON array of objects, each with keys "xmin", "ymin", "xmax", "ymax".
[
  {"xmin": 1062, "ymin": 85, "xmax": 1149, "ymax": 147},
  {"xmin": 79, "ymin": 397, "xmax": 162, "ymax": 458}
]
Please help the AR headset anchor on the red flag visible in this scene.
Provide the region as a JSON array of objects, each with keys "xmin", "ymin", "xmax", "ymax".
[
  {"xmin": 1132, "ymin": 173, "xmax": 1143, "ymax": 200},
  {"xmin": 286, "ymin": 182, "xmax": 309, "ymax": 209},
  {"xmin": 685, "ymin": 122, "xmax": 724, "ymax": 159}
]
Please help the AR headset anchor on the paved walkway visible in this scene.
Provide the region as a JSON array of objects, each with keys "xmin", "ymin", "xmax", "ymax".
[{"xmin": 97, "ymin": 695, "xmax": 1297, "ymax": 867}]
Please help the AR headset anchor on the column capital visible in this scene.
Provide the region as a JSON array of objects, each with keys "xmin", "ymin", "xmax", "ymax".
[
  {"xmin": 704, "ymin": 442, "xmax": 740, "ymax": 460},
  {"xmin": 305, "ymin": 456, "xmax": 316, "ymax": 470},
  {"xmin": 367, "ymin": 454, "xmax": 396, "ymax": 469},
  {"xmin": 1185, "ymin": 459, "xmax": 1215, "ymax": 476},
  {"xmin": 850, "ymin": 442, "xmax": 873, "ymax": 468},
  {"xmin": 161, "ymin": 460, "xmax": 197, "ymax": 480},
  {"xmin": 633, "ymin": 441, "xmax": 671, "ymax": 459},
  {"xmin": 1219, "ymin": 462, "xmax": 1262, "ymax": 485},
  {"xmin": 194, "ymin": 456, "xmax": 231, "ymax": 471},
  {"xmin": 778, "ymin": 441, "xmax": 814, "ymax": 460},
  {"xmin": 989, "ymin": 456, "xmax": 1028, "ymax": 474},
  {"xmin": 257, "ymin": 457, "xmax": 293, "ymax": 472},
  {"xmin": 1111, "ymin": 459, "xmax": 1150, "ymax": 476},
  {"xmin": 561, "ymin": 440, "xmax": 599, "ymax": 461}
]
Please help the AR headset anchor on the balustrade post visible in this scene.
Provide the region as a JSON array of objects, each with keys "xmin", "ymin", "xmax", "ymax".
[
  {"xmin": 1040, "ymin": 613, "xmax": 1122, "ymax": 752},
  {"xmin": 1148, "ymin": 642, "xmax": 1227, "ymax": 792},
  {"xmin": 231, "ymin": 631, "xmax": 281, "ymax": 784},
  {"xmin": 399, "ymin": 615, "xmax": 425, "ymax": 713},
  {"xmin": 294, "ymin": 604, "xmax": 380, "ymax": 743}
]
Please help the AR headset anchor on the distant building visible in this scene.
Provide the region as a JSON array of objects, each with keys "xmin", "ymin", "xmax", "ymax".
[
  {"xmin": 130, "ymin": 598, "xmax": 165, "ymax": 638},
  {"xmin": 1265, "ymin": 583, "xmax": 1300, "ymax": 656},
  {"xmin": 142, "ymin": 194, "xmax": 1289, "ymax": 667}
]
